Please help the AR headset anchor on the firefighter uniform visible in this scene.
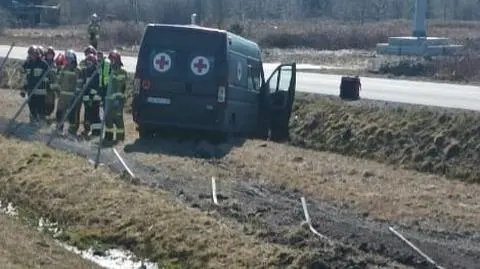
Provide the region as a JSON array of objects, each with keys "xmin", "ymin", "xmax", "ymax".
[
  {"xmin": 55, "ymin": 58, "xmax": 79, "ymax": 134},
  {"xmin": 22, "ymin": 51, "xmax": 51, "ymax": 123},
  {"xmin": 44, "ymin": 47, "xmax": 58, "ymax": 116},
  {"xmin": 98, "ymin": 52, "xmax": 110, "ymax": 102},
  {"xmin": 77, "ymin": 54, "xmax": 102, "ymax": 137},
  {"xmin": 104, "ymin": 50, "xmax": 126, "ymax": 144},
  {"xmin": 88, "ymin": 14, "xmax": 100, "ymax": 49}
]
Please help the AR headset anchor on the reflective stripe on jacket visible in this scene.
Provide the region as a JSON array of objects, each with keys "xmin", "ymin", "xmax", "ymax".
[
  {"xmin": 106, "ymin": 68, "xmax": 127, "ymax": 101},
  {"xmin": 99, "ymin": 59, "xmax": 110, "ymax": 88},
  {"xmin": 57, "ymin": 67, "xmax": 77, "ymax": 95}
]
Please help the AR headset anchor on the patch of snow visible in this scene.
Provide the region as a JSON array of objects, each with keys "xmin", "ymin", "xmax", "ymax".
[
  {"xmin": 0, "ymin": 200, "xmax": 17, "ymax": 216},
  {"xmin": 59, "ymin": 243, "xmax": 158, "ymax": 269},
  {"xmin": 1, "ymin": 199, "xmax": 158, "ymax": 269}
]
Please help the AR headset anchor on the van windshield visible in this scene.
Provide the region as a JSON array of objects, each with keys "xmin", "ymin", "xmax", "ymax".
[{"xmin": 139, "ymin": 25, "xmax": 227, "ymax": 84}]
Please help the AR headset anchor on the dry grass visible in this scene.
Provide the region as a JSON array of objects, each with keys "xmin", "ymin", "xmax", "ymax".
[
  {"xmin": 4, "ymin": 19, "xmax": 480, "ymax": 51},
  {"xmin": 246, "ymin": 19, "xmax": 478, "ymax": 50},
  {"xmin": 4, "ymin": 19, "xmax": 480, "ymax": 81},
  {"xmin": 0, "ymin": 215, "xmax": 103, "ymax": 269},
  {"xmin": 290, "ymin": 94, "xmax": 480, "ymax": 182},
  {"xmin": 0, "ymin": 21, "xmax": 143, "ymax": 53},
  {"xmin": 0, "ymin": 136, "xmax": 327, "ymax": 269}
]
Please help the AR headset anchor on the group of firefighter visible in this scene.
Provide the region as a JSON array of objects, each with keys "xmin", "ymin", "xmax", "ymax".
[{"xmin": 21, "ymin": 43, "xmax": 127, "ymax": 146}]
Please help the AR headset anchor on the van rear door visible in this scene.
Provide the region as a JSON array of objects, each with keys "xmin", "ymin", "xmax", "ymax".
[
  {"xmin": 133, "ymin": 25, "xmax": 228, "ymax": 128},
  {"xmin": 138, "ymin": 25, "xmax": 227, "ymax": 96}
]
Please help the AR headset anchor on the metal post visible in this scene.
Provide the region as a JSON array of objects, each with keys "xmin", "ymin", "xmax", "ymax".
[
  {"xmin": 46, "ymin": 68, "xmax": 100, "ymax": 145},
  {"xmin": 94, "ymin": 70, "xmax": 114, "ymax": 169},
  {"xmin": 112, "ymin": 148, "xmax": 135, "ymax": 179},
  {"xmin": 388, "ymin": 226, "xmax": 446, "ymax": 269},
  {"xmin": 4, "ymin": 65, "xmax": 52, "ymax": 136},
  {"xmin": 134, "ymin": 0, "xmax": 139, "ymax": 23},
  {"xmin": 0, "ymin": 42, "xmax": 15, "ymax": 76}
]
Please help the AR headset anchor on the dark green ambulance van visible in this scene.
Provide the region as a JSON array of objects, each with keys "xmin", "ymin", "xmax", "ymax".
[{"xmin": 132, "ymin": 23, "xmax": 296, "ymax": 141}]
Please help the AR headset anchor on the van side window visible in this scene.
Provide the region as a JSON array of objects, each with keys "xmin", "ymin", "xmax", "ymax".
[
  {"xmin": 248, "ymin": 63, "xmax": 262, "ymax": 93},
  {"xmin": 268, "ymin": 71, "xmax": 278, "ymax": 94},
  {"xmin": 278, "ymin": 66, "xmax": 292, "ymax": 91}
]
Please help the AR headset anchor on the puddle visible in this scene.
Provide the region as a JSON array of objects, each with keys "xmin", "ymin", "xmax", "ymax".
[{"xmin": 0, "ymin": 199, "xmax": 158, "ymax": 269}]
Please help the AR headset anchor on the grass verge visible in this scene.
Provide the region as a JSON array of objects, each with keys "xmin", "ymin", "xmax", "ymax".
[
  {"xmin": 0, "ymin": 136, "xmax": 325, "ymax": 269},
  {"xmin": 0, "ymin": 214, "xmax": 104, "ymax": 269},
  {"xmin": 290, "ymin": 93, "xmax": 480, "ymax": 182}
]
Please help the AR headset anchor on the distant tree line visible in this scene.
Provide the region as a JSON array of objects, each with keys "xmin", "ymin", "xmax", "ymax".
[{"xmin": 54, "ymin": 0, "xmax": 480, "ymax": 25}]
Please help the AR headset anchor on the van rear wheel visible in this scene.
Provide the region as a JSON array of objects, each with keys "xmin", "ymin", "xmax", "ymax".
[{"xmin": 138, "ymin": 125, "xmax": 154, "ymax": 139}]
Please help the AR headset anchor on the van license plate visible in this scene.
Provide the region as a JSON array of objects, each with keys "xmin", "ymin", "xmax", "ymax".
[{"xmin": 147, "ymin": 97, "xmax": 171, "ymax": 104}]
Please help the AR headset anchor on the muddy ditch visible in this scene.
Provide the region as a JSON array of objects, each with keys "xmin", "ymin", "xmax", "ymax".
[{"xmin": 1, "ymin": 118, "xmax": 479, "ymax": 269}]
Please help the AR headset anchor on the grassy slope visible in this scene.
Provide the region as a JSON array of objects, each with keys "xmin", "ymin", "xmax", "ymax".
[
  {"xmin": 0, "ymin": 215, "xmax": 103, "ymax": 269},
  {"xmin": 290, "ymin": 94, "xmax": 480, "ymax": 182},
  {"xmin": 0, "ymin": 136, "xmax": 325, "ymax": 269}
]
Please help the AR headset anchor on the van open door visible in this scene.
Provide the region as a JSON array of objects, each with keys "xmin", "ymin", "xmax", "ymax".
[{"xmin": 264, "ymin": 63, "xmax": 297, "ymax": 142}]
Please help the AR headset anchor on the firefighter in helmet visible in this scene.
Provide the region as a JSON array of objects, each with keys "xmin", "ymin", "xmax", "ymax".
[
  {"xmin": 88, "ymin": 13, "xmax": 100, "ymax": 49},
  {"xmin": 21, "ymin": 46, "xmax": 51, "ymax": 124},
  {"xmin": 55, "ymin": 49, "xmax": 81, "ymax": 135},
  {"xmin": 79, "ymin": 45, "xmax": 97, "ymax": 70},
  {"xmin": 25, "ymin": 45, "xmax": 36, "ymax": 61},
  {"xmin": 37, "ymin": 45, "xmax": 45, "ymax": 59},
  {"xmin": 103, "ymin": 50, "xmax": 127, "ymax": 145},
  {"xmin": 77, "ymin": 53, "xmax": 101, "ymax": 138},
  {"xmin": 44, "ymin": 46, "xmax": 58, "ymax": 116}
]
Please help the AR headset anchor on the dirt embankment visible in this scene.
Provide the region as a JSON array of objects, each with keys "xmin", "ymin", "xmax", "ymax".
[{"xmin": 290, "ymin": 93, "xmax": 480, "ymax": 182}]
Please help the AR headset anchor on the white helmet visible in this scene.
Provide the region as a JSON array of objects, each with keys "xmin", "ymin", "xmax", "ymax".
[{"xmin": 91, "ymin": 13, "xmax": 98, "ymax": 21}]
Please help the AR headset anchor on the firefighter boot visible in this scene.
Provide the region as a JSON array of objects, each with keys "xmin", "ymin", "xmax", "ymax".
[
  {"xmin": 56, "ymin": 123, "xmax": 64, "ymax": 133},
  {"xmin": 29, "ymin": 113, "xmax": 38, "ymax": 124},
  {"xmin": 102, "ymin": 132, "xmax": 115, "ymax": 147},
  {"xmin": 116, "ymin": 132, "xmax": 125, "ymax": 142}
]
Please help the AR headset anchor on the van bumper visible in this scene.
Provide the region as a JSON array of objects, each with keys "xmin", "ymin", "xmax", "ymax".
[
  {"xmin": 132, "ymin": 104, "xmax": 227, "ymax": 133},
  {"xmin": 134, "ymin": 118, "xmax": 227, "ymax": 133}
]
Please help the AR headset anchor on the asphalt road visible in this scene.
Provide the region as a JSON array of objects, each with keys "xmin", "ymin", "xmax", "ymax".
[{"xmin": 1, "ymin": 44, "xmax": 479, "ymax": 111}]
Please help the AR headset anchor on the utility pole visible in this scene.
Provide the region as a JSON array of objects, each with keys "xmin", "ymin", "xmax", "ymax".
[
  {"xmin": 130, "ymin": 0, "xmax": 139, "ymax": 23},
  {"xmin": 213, "ymin": 0, "xmax": 223, "ymax": 28}
]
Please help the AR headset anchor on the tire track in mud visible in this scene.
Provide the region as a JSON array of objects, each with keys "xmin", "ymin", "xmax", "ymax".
[{"xmin": 1, "ymin": 118, "xmax": 479, "ymax": 269}]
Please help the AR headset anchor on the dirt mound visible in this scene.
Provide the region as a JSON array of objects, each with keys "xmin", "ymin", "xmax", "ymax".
[{"xmin": 290, "ymin": 93, "xmax": 480, "ymax": 182}]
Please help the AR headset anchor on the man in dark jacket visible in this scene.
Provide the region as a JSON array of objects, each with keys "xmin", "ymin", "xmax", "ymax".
[
  {"xmin": 77, "ymin": 53, "xmax": 101, "ymax": 138},
  {"xmin": 21, "ymin": 46, "xmax": 51, "ymax": 124}
]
